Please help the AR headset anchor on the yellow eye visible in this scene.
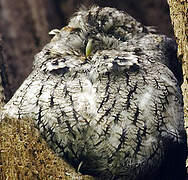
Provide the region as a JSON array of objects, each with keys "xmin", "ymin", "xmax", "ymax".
[{"xmin": 85, "ymin": 39, "xmax": 93, "ymax": 58}]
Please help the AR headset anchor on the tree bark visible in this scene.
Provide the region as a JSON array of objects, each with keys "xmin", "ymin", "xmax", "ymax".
[
  {"xmin": 167, "ymin": 0, "xmax": 188, "ymax": 169},
  {"xmin": 0, "ymin": 116, "xmax": 94, "ymax": 180}
]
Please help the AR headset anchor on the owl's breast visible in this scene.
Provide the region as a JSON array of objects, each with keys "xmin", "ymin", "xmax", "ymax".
[{"xmin": 2, "ymin": 49, "xmax": 185, "ymax": 179}]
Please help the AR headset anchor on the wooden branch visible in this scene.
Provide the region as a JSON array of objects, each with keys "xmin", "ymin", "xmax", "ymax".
[{"xmin": 0, "ymin": 116, "xmax": 94, "ymax": 180}]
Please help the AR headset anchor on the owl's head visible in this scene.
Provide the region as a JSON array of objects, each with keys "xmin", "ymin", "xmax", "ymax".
[
  {"xmin": 48, "ymin": 6, "xmax": 150, "ymax": 58},
  {"xmin": 45, "ymin": 6, "xmax": 182, "ymax": 84},
  {"xmin": 68, "ymin": 6, "xmax": 148, "ymax": 54}
]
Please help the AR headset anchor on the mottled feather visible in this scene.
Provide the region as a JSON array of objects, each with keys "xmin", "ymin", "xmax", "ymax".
[{"xmin": 3, "ymin": 6, "xmax": 186, "ymax": 180}]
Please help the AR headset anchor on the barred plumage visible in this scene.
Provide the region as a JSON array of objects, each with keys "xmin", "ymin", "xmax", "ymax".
[{"xmin": 3, "ymin": 6, "xmax": 186, "ymax": 180}]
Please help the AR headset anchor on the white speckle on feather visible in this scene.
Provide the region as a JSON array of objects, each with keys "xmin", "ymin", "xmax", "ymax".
[
  {"xmin": 139, "ymin": 87, "xmax": 153, "ymax": 109},
  {"xmin": 73, "ymin": 79, "xmax": 98, "ymax": 120}
]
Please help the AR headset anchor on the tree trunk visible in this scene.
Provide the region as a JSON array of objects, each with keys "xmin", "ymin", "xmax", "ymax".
[{"xmin": 167, "ymin": 0, "xmax": 188, "ymax": 170}]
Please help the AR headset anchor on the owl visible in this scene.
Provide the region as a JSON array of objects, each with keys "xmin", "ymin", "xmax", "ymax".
[{"xmin": 3, "ymin": 6, "xmax": 186, "ymax": 180}]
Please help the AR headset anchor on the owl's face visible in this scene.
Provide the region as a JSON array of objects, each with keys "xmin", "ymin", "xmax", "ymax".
[
  {"xmin": 45, "ymin": 6, "xmax": 181, "ymax": 84},
  {"xmin": 48, "ymin": 6, "xmax": 146, "ymax": 58}
]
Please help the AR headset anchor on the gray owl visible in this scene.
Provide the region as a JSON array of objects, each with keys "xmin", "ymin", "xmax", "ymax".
[{"xmin": 3, "ymin": 6, "xmax": 186, "ymax": 180}]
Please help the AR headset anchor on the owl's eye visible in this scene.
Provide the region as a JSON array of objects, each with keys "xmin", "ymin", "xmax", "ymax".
[
  {"xmin": 110, "ymin": 55, "xmax": 140, "ymax": 72},
  {"xmin": 43, "ymin": 58, "xmax": 69, "ymax": 75}
]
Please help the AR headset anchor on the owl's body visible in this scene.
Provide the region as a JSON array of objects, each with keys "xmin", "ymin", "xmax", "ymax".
[{"xmin": 3, "ymin": 6, "xmax": 186, "ymax": 180}]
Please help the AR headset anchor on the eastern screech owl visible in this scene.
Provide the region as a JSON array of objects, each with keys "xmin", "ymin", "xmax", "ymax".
[{"xmin": 3, "ymin": 6, "xmax": 186, "ymax": 180}]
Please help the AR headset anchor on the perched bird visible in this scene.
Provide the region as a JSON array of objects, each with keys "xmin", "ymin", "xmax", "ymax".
[{"xmin": 3, "ymin": 6, "xmax": 186, "ymax": 180}]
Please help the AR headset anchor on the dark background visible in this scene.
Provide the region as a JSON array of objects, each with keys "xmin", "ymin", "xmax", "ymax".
[{"xmin": 0, "ymin": 0, "xmax": 174, "ymax": 101}]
